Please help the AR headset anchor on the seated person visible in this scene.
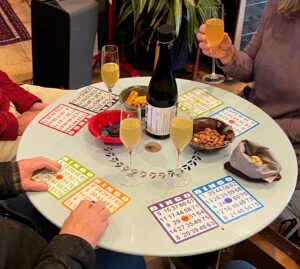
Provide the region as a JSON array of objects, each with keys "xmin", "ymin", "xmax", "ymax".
[
  {"xmin": 0, "ymin": 156, "xmax": 147, "ymax": 269},
  {"xmin": 0, "ymin": 70, "xmax": 74, "ymax": 161},
  {"xmin": 197, "ymin": 0, "xmax": 300, "ymax": 189}
]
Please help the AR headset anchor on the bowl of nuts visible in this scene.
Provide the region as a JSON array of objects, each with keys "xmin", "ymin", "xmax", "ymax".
[
  {"xmin": 119, "ymin": 85, "xmax": 148, "ymax": 117},
  {"xmin": 189, "ymin": 117, "xmax": 235, "ymax": 153}
]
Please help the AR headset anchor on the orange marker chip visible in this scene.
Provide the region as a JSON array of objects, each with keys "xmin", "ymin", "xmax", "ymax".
[
  {"xmin": 181, "ymin": 215, "xmax": 189, "ymax": 222},
  {"xmin": 56, "ymin": 174, "xmax": 63, "ymax": 180}
]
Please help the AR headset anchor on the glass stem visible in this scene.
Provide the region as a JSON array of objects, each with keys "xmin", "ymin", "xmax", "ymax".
[
  {"xmin": 127, "ymin": 149, "xmax": 133, "ymax": 177},
  {"xmin": 108, "ymin": 87, "xmax": 112, "ymax": 109},
  {"xmin": 212, "ymin": 57, "xmax": 216, "ymax": 76},
  {"xmin": 175, "ymin": 149, "xmax": 181, "ymax": 176}
]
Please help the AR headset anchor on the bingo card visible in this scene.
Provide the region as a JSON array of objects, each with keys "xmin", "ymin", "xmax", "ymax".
[
  {"xmin": 39, "ymin": 104, "xmax": 93, "ymax": 136},
  {"xmin": 32, "ymin": 155, "xmax": 95, "ymax": 199},
  {"xmin": 148, "ymin": 192, "xmax": 219, "ymax": 244},
  {"xmin": 210, "ymin": 106, "xmax": 259, "ymax": 137},
  {"xmin": 193, "ymin": 176, "xmax": 263, "ymax": 224},
  {"xmin": 179, "ymin": 88, "xmax": 223, "ymax": 117},
  {"xmin": 69, "ymin": 86, "xmax": 119, "ymax": 113},
  {"xmin": 63, "ymin": 177, "xmax": 130, "ymax": 214}
]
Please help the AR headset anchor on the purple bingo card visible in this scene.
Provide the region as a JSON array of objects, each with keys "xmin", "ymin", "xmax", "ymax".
[
  {"xmin": 148, "ymin": 192, "xmax": 219, "ymax": 244},
  {"xmin": 192, "ymin": 176, "xmax": 264, "ymax": 224},
  {"xmin": 39, "ymin": 104, "xmax": 93, "ymax": 136},
  {"xmin": 210, "ymin": 106, "xmax": 259, "ymax": 137}
]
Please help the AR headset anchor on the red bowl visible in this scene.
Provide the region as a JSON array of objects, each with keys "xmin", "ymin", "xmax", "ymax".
[{"xmin": 88, "ymin": 110, "xmax": 122, "ymax": 145}]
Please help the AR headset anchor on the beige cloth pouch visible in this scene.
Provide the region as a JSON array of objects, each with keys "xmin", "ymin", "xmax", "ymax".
[{"xmin": 224, "ymin": 140, "xmax": 282, "ymax": 183}]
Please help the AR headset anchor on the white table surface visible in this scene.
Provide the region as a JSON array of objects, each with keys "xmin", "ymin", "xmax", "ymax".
[{"xmin": 17, "ymin": 77, "xmax": 298, "ymax": 257}]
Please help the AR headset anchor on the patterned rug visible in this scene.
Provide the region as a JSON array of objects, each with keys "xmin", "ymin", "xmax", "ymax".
[{"xmin": 0, "ymin": 0, "xmax": 31, "ymax": 46}]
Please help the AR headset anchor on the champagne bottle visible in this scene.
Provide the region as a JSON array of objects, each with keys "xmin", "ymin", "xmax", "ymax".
[{"xmin": 145, "ymin": 25, "xmax": 178, "ymax": 139}]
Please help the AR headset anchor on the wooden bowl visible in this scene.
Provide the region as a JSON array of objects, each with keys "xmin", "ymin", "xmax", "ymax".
[{"xmin": 189, "ymin": 117, "xmax": 235, "ymax": 153}]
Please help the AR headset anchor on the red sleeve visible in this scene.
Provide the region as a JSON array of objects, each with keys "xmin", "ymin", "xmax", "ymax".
[
  {"xmin": 0, "ymin": 111, "xmax": 18, "ymax": 140},
  {"xmin": 0, "ymin": 71, "xmax": 41, "ymax": 113}
]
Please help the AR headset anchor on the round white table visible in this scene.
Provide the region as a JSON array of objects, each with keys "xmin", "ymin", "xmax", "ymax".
[{"xmin": 17, "ymin": 77, "xmax": 298, "ymax": 257}]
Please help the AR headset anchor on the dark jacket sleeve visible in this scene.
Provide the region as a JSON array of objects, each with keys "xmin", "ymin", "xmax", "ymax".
[
  {"xmin": 0, "ymin": 162, "xmax": 96, "ymax": 269},
  {"xmin": 0, "ymin": 70, "xmax": 41, "ymax": 113},
  {"xmin": 35, "ymin": 235, "xmax": 96, "ymax": 269},
  {"xmin": 0, "ymin": 162, "xmax": 22, "ymax": 198}
]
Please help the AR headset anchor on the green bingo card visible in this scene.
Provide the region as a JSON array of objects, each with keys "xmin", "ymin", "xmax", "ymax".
[{"xmin": 32, "ymin": 155, "xmax": 95, "ymax": 199}]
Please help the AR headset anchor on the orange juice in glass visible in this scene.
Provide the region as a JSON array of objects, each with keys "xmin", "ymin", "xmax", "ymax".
[
  {"xmin": 101, "ymin": 45, "xmax": 119, "ymax": 109},
  {"xmin": 117, "ymin": 104, "xmax": 142, "ymax": 187},
  {"xmin": 205, "ymin": 18, "xmax": 224, "ymax": 49},
  {"xmin": 202, "ymin": 17, "xmax": 225, "ymax": 84}
]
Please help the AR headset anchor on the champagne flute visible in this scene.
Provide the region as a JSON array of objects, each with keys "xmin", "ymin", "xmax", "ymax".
[
  {"xmin": 166, "ymin": 102, "xmax": 193, "ymax": 187},
  {"xmin": 117, "ymin": 104, "xmax": 142, "ymax": 187},
  {"xmin": 202, "ymin": 9, "xmax": 225, "ymax": 84},
  {"xmin": 101, "ymin": 45, "xmax": 120, "ymax": 109}
]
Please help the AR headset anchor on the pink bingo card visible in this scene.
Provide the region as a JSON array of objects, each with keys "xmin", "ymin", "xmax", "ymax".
[{"xmin": 39, "ymin": 104, "xmax": 93, "ymax": 136}]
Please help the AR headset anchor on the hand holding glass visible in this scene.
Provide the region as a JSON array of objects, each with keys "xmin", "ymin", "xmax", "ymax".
[
  {"xmin": 101, "ymin": 45, "xmax": 120, "ymax": 109},
  {"xmin": 117, "ymin": 105, "xmax": 142, "ymax": 187},
  {"xmin": 166, "ymin": 103, "xmax": 193, "ymax": 187},
  {"xmin": 202, "ymin": 17, "xmax": 225, "ymax": 84}
]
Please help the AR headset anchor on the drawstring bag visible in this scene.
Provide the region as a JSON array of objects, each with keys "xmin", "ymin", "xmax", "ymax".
[{"xmin": 224, "ymin": 140, "xmax": 282, "ymax": 183}]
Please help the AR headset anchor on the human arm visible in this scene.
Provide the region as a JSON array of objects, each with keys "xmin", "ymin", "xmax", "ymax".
[
  {"xmin": 17, "ymin": 110, "xmax": 41, "ymax": 135},
  {"xmin": 35, "ymin": 201, "xmax": 110, "ymax": 269},
  {"xmin": 0, "ymin": 157, "xmax": 61, "ymax": 198},
  {"xmin": 196, "ymin": 4, "xmax": 269, "ymax": 83},
  {"xmin": 0, "ymin": 111, "xmax": 19, "ymax": 140},
  {"xmin": 0, "ymin": 70, "xmax": 42, "ymax": 113}
]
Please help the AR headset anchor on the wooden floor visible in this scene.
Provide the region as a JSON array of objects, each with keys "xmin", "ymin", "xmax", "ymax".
[{"xmin": 2, "ymin": 1, "xmax": 300, "ymax": 269}]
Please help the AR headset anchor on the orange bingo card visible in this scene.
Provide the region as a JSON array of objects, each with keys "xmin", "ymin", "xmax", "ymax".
[{"xmin": 62, "ymin": 177, "xmax": 130, "ymax": 214}]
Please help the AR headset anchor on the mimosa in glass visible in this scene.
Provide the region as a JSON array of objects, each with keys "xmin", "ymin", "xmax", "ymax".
[
  {"xmin": 101, "ymin": 45, "xmax": 119, "ymax": 109},
  {"xmin": 117, "ymin": 104, "xmax": 142, "ymax": 187},
  {"xmin": 202, "ymin": 16, "xmax": 225, "ymax": 84},
  {"xmin": 166, "ymin": 102, "xmax": 193, "ymax": 187}
]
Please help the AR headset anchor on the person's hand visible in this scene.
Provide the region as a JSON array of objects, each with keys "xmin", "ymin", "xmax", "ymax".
[
  {"xmin": 197, "ymin": 24, "xmax": 235, "ymax": 66},
  {"xmin": 18, "ymin": 157, "xmax": 61, "ymax": 191},
  {"xmin": 29, "ymin": 102, "xmax": 48, "ymax": 111},
  {"xmin": 17, "ymin": 111, "xmax": 40, "ymax": 135},
  {"xmin": 60, "ymin": 200, "xmax": 111, "ymax": 249}
]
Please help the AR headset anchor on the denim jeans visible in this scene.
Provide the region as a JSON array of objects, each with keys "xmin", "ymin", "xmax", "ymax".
[{"xmin": 221, "ymin": 260, "xmax": 257, "ymax": 269}]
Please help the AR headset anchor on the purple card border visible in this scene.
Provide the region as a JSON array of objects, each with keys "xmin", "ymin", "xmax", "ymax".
[{"xmin": 148, "ymin": 192, "xmax": 219, "ymax": 244}]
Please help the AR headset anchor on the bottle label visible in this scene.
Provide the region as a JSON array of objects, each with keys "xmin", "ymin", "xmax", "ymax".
[{"xmin": 146, "ymin": 103, "xmax": 176, "ymax": 136}]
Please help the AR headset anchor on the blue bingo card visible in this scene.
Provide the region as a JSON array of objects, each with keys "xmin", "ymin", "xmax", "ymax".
[
  {"xmin": 210, "ymin": 106, "xmax": 259, "ymax": 137},
  {"xmin": 193, "ymin": 176, "xmax": 263, "ymax": 224},
  {"xmin": 148, "ymin": 192, "xmax": 219, "ymax": 244}
]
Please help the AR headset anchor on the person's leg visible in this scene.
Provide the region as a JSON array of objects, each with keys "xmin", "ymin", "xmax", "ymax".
[
  {"xmin": 0, "ymin": 194, "xmax": 59, "ymax": 241},
  {"xmin": 221, "ymin": 260, "xmax": 257, "ymax": 269},
  {"xmin": 94, "ymin": 248, "xmax": 147, "ymax": 269}
]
